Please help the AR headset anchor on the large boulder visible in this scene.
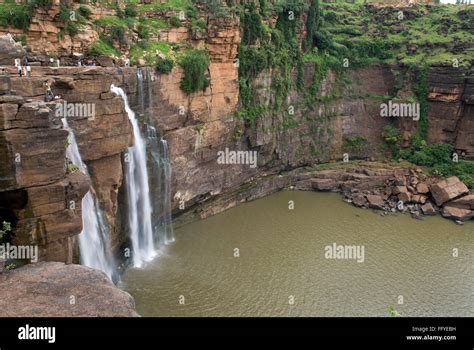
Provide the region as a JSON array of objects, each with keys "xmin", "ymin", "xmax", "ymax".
[
  {"xmin": 442, "ymin": 205, "xmax": 474, "ymax": 222},
  {"xmin": 430, "ymin": 176, "xmax": 469, "ymax": 206},
  {"xmin": 416, "ymin": 183, "xmax": 430, "ymax": 194},
  {"xmin": 446, "ymin": 194, "xmax": 474, "ymax": 210},
  {"xmin": 311, "ymin": 178, "xmax": 338, "ymax": 191},
  {"xmin": 0, "ymin": 35, "xmax": 26, "ymax": 66},
  {"xmin": 0, "ymin": 262, "xmax": 139, "ymax": 317}
]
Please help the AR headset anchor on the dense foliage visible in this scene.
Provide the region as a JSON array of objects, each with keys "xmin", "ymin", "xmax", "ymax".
[
  {"xmin": 179, "ymin": 50, "xmax": 209, "ymax": 93},
  {"xmin": 399, "ymin": 135, "xmax": 474, "ymax": 188},
  {"xmin": 156, "ymin": 58, "xmax": 174, "ymax": 74}
]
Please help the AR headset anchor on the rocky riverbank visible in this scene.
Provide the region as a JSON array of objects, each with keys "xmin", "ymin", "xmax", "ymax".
[
  {"xmin": 310, "ymin": 163, "xmax": 473, "ymax": 223},
  {"xmin": 174, "ymin": 161, "xmax": 473, "ymax": 227}
]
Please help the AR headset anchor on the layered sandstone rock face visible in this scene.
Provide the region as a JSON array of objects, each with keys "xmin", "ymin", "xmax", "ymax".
[
  {"xmin": 0, "ymin": 73, "xmax": 89, "ymax": 262},
  {"xmin": 4, "ymin": 66, "xmax": 134, "ymax": 254},
  {"xmin": 0, "ymin": 35, "xmax": 26, "ymax": 65},
  {"xmin": 0, "ymin": 1, "xmax": 99, "ymax": 60},
  {"xmin": 427, "ymin": 67, "xmax": 474, "ymax": 159},
  {"xmin": 0, "ymin": 262, "xmax": 139, "ymax": 316},
  {"xmin": 148, "ymin": 16, "xmax": 246, "ymax": 210}
]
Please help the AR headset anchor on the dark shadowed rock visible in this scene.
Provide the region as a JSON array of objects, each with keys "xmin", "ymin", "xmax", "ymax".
[
  {"xmin": 446, "ymin": 194, "xmax": 474, "ymax": 210},
  {"xmin": 311, "ymin": 178, "xmax": 338, "ymax": 191},
  {"xmin": 352, "ymin": 193, "xmax": 367, "ymax": 207},
  {"xmin": 0, "ymin": 262, "xmax": 139, "ymax": 317},
  {"xmin": 421, "ymin": 202, "xmax": 437, "ymax": 216}
]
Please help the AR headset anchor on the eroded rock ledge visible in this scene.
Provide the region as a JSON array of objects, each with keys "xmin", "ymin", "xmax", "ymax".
[{"xmin": 0, "ymin": 262, "xmax": 139, "ymax": 317}]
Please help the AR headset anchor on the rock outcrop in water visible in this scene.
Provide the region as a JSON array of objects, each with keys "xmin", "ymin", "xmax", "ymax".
[{"xmin": 0, "ymin": 262, "xmax": 138, "ymax": 317}]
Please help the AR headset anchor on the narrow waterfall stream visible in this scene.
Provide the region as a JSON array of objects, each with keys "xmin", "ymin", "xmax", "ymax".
[
  {"xmin": 62, "ymin": 118, "xmax": 115, "ymax": 280},
  {"xmin": 136, "ymin": 69, "xmax": 145, "ymax": 116},
  {"xmin": 146, "ymin": 124, "xmax": 175, "ymax": 245},
  {"xmin": 111, "ymin": 85, "xmax": 156, "ymax": 267},
  {"xmin": 141, "ymin": 68, "xmax": 174, "ymax": 244}
]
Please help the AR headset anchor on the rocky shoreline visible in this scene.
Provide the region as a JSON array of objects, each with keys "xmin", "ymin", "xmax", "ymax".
[
  {"xmin": 174, "ymin": 161, "xmax": 474, "ymax": 227},
  {"xmin": 310, "ymin": 163, "xmax": 473, "ymax": 223}
]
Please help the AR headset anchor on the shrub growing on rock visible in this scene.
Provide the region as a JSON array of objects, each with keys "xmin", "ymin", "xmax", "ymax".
[
  {"xmin": 169, "ymin": 16, "xmax": 181, "ymax": 28},
  {"xmin": 156, "ymin": 58, "xmax": 174, "ymax": 74},
  {"xmin": 179, "ymin": 50, "xmax": 209, "ymax": 93},
  {"xmin": 124, "ymin": 1, "xmax": 138, "ymax": 18}
]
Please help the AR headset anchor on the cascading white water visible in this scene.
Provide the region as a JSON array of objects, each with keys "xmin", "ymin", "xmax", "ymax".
[
  {"xmin": 160, "ymin": 138, "xmax": 175, "ymax": 244},
  {"xmin": 137, "ymin": 69, "xmax": 145, "ymax": 116},
  {"xmin": 62, "ymin": 118, "xmax": 115, "ymax": 280},
  {"xmin": 110, "ymin": 85, "xmax": 156, "ymax": 267},
  {"xmin": 146, "ymin": 124, "xmax": 175, "ymax": 245}
]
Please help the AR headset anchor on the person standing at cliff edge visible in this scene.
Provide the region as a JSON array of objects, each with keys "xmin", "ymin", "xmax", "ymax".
[
  {"xmin": 44, "ymin": 81, "xmax": 54, "ymax": 102},
  {"xmin": 22, "ymin": 56, "xmax": 30, "ymax": 77},
  {"xmin": 14, "ymin": 58, "xmax": 22, "ymax": 78}
]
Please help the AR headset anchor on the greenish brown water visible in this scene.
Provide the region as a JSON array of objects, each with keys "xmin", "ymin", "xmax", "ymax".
[{"xmin": 120, "ymin": 191, "xmax": 474, "ymax": 317}]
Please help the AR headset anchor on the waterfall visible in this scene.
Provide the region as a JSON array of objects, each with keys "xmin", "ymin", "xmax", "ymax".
[
  {"xmin": 146, "ymin": 69, "xmax": 153, "ymax": 112},
  {"xmin": 62, "ymin": 118, "xmax": 115, "ymax": 280},
  {"xmin": 110, "ymin": 85, "xmax": 156, "ymax": 268},
  {"xmin": 160, "ymin": 138, "xmax": 174, "ymax": 244},
  {"xmin": 146, "ymin": 124, "xmax": 175, "ymax": 245},
  {"xmin": 137, "ymin": 69, "xmax": 145, "ymax": 116}
]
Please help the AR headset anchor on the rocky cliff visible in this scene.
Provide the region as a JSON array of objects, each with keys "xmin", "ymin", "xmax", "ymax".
[
  {"xmin": 0, "ymin": 71, "xmax": 90, "ymax": 262},
  {"xmin": 0, "ymin": 1, "xmax": 473, "ymax": 269}
]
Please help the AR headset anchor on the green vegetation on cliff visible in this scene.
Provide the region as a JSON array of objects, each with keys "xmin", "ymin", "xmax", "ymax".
[
  {"xmin": 319, "ymin": 1, "xmax": 474, "ymax": 69},
  {"xmin": 178, "ymin": 49, "xmax": 209, "ymax": 93},
  {"xmin": 0, "ymin": 0, "xmax": 87, "ymax": 35},
  {"xmin": 399, "ymin": 136, "xmax": 474, "ymax": 188},
  {"xmin": 0, "ymin": 221, "xmax": 11, "ymax": 244}
]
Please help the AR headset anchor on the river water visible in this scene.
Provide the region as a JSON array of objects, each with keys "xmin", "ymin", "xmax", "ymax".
[{"xmin": 121, "ymin": 191, "xmax": 474, "ymax": 317}]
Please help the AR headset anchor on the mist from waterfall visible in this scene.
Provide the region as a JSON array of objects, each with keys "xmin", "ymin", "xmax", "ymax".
[
  {"xmin": 110, "ymin": 85, "xmax": 156, "ymax": 268},
  {"xmin": 62, "ymin": 117, "xmax": 115, "ymax": 280}
]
